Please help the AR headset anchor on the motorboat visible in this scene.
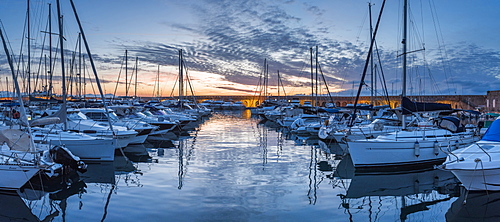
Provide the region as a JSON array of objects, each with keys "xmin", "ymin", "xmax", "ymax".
[
  {"xmin": 78, "ymin": 108, "xmax": 157, "ymax": 144},
  {"xmin": 440, "ymin": 117, "xmax": 500, "ymax": 191},
  {"xmin": 44, "ymin": 109, "xmax": 138, "ymax": 148}
]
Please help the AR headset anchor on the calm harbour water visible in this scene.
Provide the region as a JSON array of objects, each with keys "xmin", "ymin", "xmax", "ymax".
[{"xmin": 11, "ymin": 110, "xmax": 492, "ymax": 221}]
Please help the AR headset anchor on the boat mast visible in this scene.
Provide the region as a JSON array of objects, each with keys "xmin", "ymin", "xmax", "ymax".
[
  {"xmin": 78, "ymin": 32, "xmax": 82, "ymax": 98},
  {"xmin": 48, "ymin": 3, "xmax": 53, "ymax": 98},
  {"xmin": 265, "ymin": 60, "xmax": 268, "ymax": 100},
  {"xmin": 401, "ymin": 0, "xmax": 408, "ymax": 129},
  {"xmin": 369, "ymin": 2, "xmax": 374, "ymax": 106},
  {"xmin": 277, "ymin": 70, "xmax": 280, "ymax": 98},
  {"xmin": 134, "ymin": 57, "xmax": 138, "ymax": 98},
  {"xmin": 27, "ymin": 0, "xmax": 31, "ymax": 99},
  {"xmin": 310, "ymin": 47, "xmax": 313, "ymax": 105},
  {"xmin": 179, "ymin": 49, "xmax": 184, "ymax": 108},
  {"xmin": 315, "ymin": 45, "xmax": 319, "ymax": 108},
  {"xmin": 156, "ymin": 65, "xmax": 160, "ymax": 98},
  {"xmin": 402, "ymin": 0, "xmax": 408, "ymax": 97},
  {"xmin": 125, "ymin": 49, "xmax": 128, "ymax": 97},
  {"xmin": 56, "ymin": 0, "xmax": 67, "ymax": 130}
]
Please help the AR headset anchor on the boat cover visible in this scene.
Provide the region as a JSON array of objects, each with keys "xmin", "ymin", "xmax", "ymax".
[
  {"xmin": 0, "ymin": 129, "xmax": 31, "ymax": 152},
  {"xmin": 438, "ymin": 116, "xmax": 463, "ymax": 133},
  {"xmin": 482, "ymin": 118, "xmax": 500, "ymax": 142},
  {"xmin": 402, "ymin": 97, "xmax": 452, "ymax": 114}
]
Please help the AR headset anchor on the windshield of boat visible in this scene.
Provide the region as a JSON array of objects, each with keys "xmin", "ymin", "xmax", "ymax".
[
  {"xmin": 68, "ymin": 111, "xmax": 89, "ymax": 120},
  {"xmin": 134, "ymin": 112, "xmax": 148, "ymax": 118},
  {"xmin": 108, "ymin": 112, "xmax": 119, "ymax": 121},
  {"xmin": 143, "ymin": 111, "xmax": 154, "ymax": 117}
]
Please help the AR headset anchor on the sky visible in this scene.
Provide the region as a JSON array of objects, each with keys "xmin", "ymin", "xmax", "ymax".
[{"xmin": 0, "ymin": 0, "xmax": 499, "ymax": 98}]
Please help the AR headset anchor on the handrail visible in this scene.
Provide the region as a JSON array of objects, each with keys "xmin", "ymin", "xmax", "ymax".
[{"xmin": 475, "ymin": 143, "xmax": 492, "ymax": 162}]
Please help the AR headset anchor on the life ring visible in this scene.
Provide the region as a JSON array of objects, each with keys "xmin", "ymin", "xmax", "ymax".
[{"xmin": 13, "ymin": 112, "xmax": 20, "ymax": 119}]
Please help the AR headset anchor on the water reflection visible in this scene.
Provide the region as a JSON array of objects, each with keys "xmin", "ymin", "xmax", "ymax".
[
  {"xmin": 13, "ymin": 171, "xmax": 86, "ymax": 221},
  {"xmin": 6, "ymin": 110, "xmax": 466, "ymax": 221},
  {"xmin": 0, "ymin": 191, "xmax": 40, "ymax": 221},
  {"xmin": 446, "ymin": 189, "xmax": 500, "ymax": 221},
  {"xmin": 334, "ymin": 155, "xmax": 460, "ymax": 221}
]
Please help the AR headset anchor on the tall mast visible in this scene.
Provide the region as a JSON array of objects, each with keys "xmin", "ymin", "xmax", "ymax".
[
  {"xmin": 277, "ymin": 70, "xmax": 280, "ymax": 98},
  {"xmin": 157, "ymin": 65, "xmax": 160, "ymax": 98},
  {"xmin": 78, "ymin": 32, "xmax": 82, "ymax": 98},
  {"xmin": 134, "ymin": 57, "xmax": 138, "ymax": 98},
  {"xmin": 265, "ymin": 62, "xmax": 268, "ymax": 99},
  {"xmin": 369, "ymin": 2, "xmax": 374, "ymax": 105},
  {"xmin": 315, "ymin": 45, "xmax": 319, "ymax": 107},
  {"xmin": 179, "ymin": 49, "xmax": 184, "ymax": 107},
  {"xmin": 401, "ymin": 0, "xmax": 408, "ymax": 130},
  {"xmin": 57, "ymin": 0, "xmax": 67, "ymax": 130},
  {"xmin": 48, "ymin": 3, "xmax": 53, "ymax": 98},
  {"xmin": 27, "ymin": 0, "xmax": 31, "ymax": 97},
  {"xmin": 402, "ymin": 0, "xmax": 408, "ymax": 97},
  {"xmin": 125, "ymin": 50, "xmax": 128, "ymax": 97},
  {"xmin": 310, "ymin": 47, "xmax": 314, "ymax": 104},
  {"xmin": 263, "ymin": 59, "xmax": 267, "ymax": 99}
]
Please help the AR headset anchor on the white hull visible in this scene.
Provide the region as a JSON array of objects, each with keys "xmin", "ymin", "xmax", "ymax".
[
  {"xmin": 0, "ymin": 165, "xmax": 40, "ymax": 190},
  {"xmin": 83, "ymin": 132, "xmax": 136, "ymax": 148},
  {"xmin": 347, "ymin": 136, "xmax": 477, "ymax": 168},
  {"xmin": 129, "ymin": 134, "xmax": 148, "ymax": 144},
  {"xmin": 48, "ymin": 138, "xmax": 115, "ymax": 161},
  {"xmin": 449, "ymin": 167, "xmax": 500, "ymax": 191},
  {"xmin": 442, "ymin": 140, "xmax": 500, "ymax": 191}
]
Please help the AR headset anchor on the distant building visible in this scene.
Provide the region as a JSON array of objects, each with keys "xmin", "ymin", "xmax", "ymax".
[{"xmin": 486, "ymin": 90, "xmax": 500, "ymax": 112}]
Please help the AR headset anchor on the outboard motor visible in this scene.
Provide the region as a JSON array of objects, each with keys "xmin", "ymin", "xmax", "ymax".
[{"xmin": 49, "ymin": 145, "xmax": 88, "ymax": 173}]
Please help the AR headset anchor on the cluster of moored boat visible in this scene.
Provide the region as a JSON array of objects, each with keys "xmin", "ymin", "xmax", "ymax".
[
  {"xmin": 253, "ymin": 98, "xmax": 500, "ymax": 191},
  {"xmin": 0, "ymin": 99, "xmax": 212, "ymax": 190}
]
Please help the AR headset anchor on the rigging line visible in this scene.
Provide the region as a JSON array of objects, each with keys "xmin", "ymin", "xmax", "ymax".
[
  {"xmin": 183, "ymin": 60, "xmax": 198, "ymax": 102},
  {"xmin": 428, "ymin": 0, "xmax": 454, "ymax": 95},
  {"xmin": 318, "ymin": 63, "xmax": 334, "ymax": 105},
  {"xmin": 278, "ymin": 70, "xmax": 287, "ymax": 98},
  {"xmin": 253, "ymin": 59, "xmax": 266, "ymax": 104},
  {"xmin": 186, "ymin": 77, "xmax": 197, "ymax": 104},
  {"xmin": 33, "ymin": 19, "xmax": 50, "ymax": 94},
  {"xmin": 112, "ymin": 53, "xmax": 126, "ymax": 101},
  {"xmin": 251, "ymin": 66, "xmax": 263, "ymax": 106},
  {"xmin": 83, "ymin": 55, "xmax": 96, "ymax": 98},
  {"xmin": 374, "ymin": 41, "xmax": 391, "ymax": 106},
  {"xmin": 168, "ymin": 75, "xmax": 179, "ymax": 99},
  {"xmin": 68, "ymin": 35, "xmax": 81, "ymax": 97},
  {"xmin": 126, "ymin": 58, "xmax": 137, "ymax": 94}
]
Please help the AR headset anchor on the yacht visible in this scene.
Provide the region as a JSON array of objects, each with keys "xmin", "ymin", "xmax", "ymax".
[
  {"xmin": 347, "ymin": 116, "xmax": 480, "ymax": 170},
  {"xmin": 78, "ymin": 108, "xmax": 157, "ymax": 144},
  {"xmin": 440, "ymin": 117, "xmax": 500, "ymax": 190}
]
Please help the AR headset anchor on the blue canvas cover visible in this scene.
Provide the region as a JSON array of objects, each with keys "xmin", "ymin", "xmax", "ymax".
[{"xmin": 482, "ymin": 118, "xmax": 500, "ymax": 142}]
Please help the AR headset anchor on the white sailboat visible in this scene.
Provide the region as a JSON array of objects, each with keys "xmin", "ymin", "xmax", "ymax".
[
  {"xmin": 345, "ymin": 0, "xmax": 479, "ymax": 170},
  {"xmin": 0, "ymin": 24, "xmax": 85, "ymax": 190}
]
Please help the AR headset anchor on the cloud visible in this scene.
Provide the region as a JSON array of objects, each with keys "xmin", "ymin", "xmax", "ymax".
[{"xmin": 2, "ymin": 0, "xmax": 500, "ymax": 97}]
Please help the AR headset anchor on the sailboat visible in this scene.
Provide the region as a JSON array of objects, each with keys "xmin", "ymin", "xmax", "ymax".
[
  {"xmin": 345, "ymin": 0, "xmax": 480, "ymax": 170},
  {"xmin": 0, "ymin": 24, "xmax": 86, "ymax": 190},
  {"xmin": 26, "ymin": 0, "xmax": 118, "ymax": 161}
]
